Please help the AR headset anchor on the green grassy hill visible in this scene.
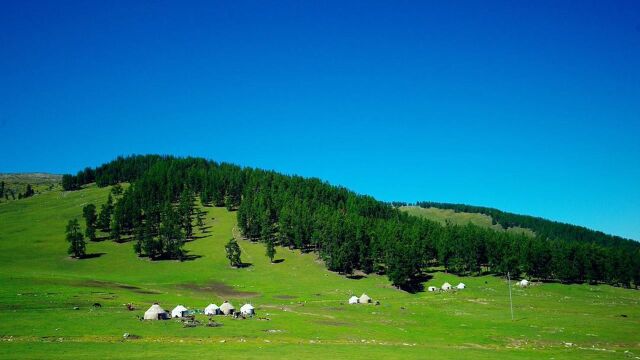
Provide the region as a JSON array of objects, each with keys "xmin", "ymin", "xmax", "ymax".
[
  {"xmin": 400, "ymin": 205, "xmax": 536, "ymax": 236},
  {"xmin": 0, "ymin": 185, "xmax": 638, "ymax": 359}
]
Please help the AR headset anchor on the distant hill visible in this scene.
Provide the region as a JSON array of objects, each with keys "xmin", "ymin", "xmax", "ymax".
[
  {"xmin": 399, "ymin": 206, "xmax": 535, "ymax": 237},
  {"xmin": 0, "ymin": 173, "xmax": 61, "ymax": 202},
  {"xmin": 414, "ymin": 201, "xmax": 637, "ymax": 248}
]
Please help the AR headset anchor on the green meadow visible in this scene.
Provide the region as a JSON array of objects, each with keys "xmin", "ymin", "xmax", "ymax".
[{"xmin": 0, "ymin": 185, "xmax": 638, "ymax": 359}]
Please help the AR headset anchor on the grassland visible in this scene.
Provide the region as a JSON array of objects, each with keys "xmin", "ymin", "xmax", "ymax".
[
  {"xmin": 0, "ymin": 185, "xmax": 638, "ymax": 359},
  {"xmin": 400, "ymin": 206, "xmax": 536, "ymax": 237}
]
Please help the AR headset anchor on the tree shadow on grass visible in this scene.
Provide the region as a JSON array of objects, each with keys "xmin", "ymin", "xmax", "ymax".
[
  {"xmin": 400, "ymin": 273, "xmax": 434, "ymax": 294},
  {"xmin": 91, "ymin": 236, "xmax": 111, "ymax": 242},
  {"xmin": 181, "ymin": 254, "xmax": 203, "ymax": 261},
  {"xmin": 82, "ymin": 253, "xmax": 106, "ymax": 259},
  {"xmin": 185, "ymin": 234, "xmax": 209, "ymax": 242},
  {"xmin": 346, "ymin": 274, "xmax": 366, "ymax": 280},
  {"xmin": 237, "ymin": 262, "xmax": 253, "ymax": 268}
]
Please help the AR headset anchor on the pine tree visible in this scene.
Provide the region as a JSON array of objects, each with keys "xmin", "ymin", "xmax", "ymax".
[
  {"xmin": 66, "ymin": 219, "xmax": 86, "ymax": 258},
  {"xmin": 224, "ymin": 194, "xmax": 234, "ymax": 211},
  {"xmin": 82, "ymin": 203, "xmax": 97, "ymax": 241},
  {"xmin": 196, "ymin": 208, "xmax": 205, "ymax": 231},
  {"xmin": 110, "ymin": 216, "xmax": 121, "ymax": 242},
  {"xmin": 266, "ymin": 237, "xmax": 276, "ymax": 263},
  {"xmin": 97, "ymin": 194, "xmax": 114, "ymax": 231},
  {"xmin": 178, "ymin": 188, "xmax": 194, "ymax": 238},
  {"xmin": 225, "ymin": 238, "xmax": 242, "ymax": 267},
  {"xmin": 22, "ymin": 184, "xmax": 35, "ymax": 198},
  {"xmin": 111, "ymin": 183, "xmax": 123, "ymax": 196},
  {"xmin": 159, "ymin": 204, "xmax": 185, "ymax": 260}
]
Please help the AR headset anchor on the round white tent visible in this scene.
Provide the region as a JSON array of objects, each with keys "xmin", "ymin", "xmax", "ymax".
[
  {"xmin": 441, "ymin": 282, "xmax": 452, "ymax": 291},
  {"xmin": 518, "ymin": 279, "xmax": 530, "ymax": 287},
  {"xmin": 144, "ymin": 303, "xmax": 168, "ymax": 320},
  {"xmin": 219, "ymin": 301, "xmax": 235, "ymax": 315},
  {"xmin": 204, "ymin": 303, "xmax": 220, "ymax": 315},
  {"xmin": 240, "ymin": 304, "xmax": 255, "ymax": 316},
  {"xmin": 171, "ymin": 305, "xmax": 188, "ymax": 318},
  {"xmin": 359, "ymin": 293, "xmax": 372, "ymax": 304},
  {"xmin": 348, "ymin": 296, "xmax": 359, "ymax": 304},
  {"xmin": 427, "ymin": 286, "xmax": 437, "ymax": 292},
  {"xmin": 456, "ymin": 283, "xmax": 466, "ymax": 289}
]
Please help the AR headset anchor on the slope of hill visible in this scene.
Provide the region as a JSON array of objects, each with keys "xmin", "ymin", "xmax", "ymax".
[
  {"xmin": 0, "ymin": 185, "xmax": 638, "ymax": 359},
  {"xmin": 57, "ymin": 155, "xmax": 639, "ymax": 288},
  {"xmin": 399, "ymin": 206, "xmax": 536, "ymax": 237}
]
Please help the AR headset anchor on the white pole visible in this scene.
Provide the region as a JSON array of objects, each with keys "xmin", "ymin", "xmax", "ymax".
[{"xmin": 508, "ymin": 271, "xmax": 514, "ymax": 320}]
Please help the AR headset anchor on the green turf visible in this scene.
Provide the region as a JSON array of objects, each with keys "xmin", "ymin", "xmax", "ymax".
[
  {"xmin": 400, "ymin": 206, "xmax": 536, "ymax": 237},
  {"xmin": 0, "ymin": 185, "xmax": 638, "ymax": 359}
]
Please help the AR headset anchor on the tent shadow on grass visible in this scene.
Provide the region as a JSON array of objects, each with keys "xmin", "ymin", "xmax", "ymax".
[{"xmin": 272, "ymin": 259, "xmax": 285, "ymax": 264}]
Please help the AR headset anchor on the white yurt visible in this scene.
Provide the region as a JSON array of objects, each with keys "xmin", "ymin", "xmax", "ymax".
[
  {"xmin": 427, "ymin": 286, "xmax": 437, "ymax": 292},
  {"xmin": 456, "ymin": 283, "xmax": 466, "ymax": 289},
  {"xmin": 219, "ymin": 301, "xmax": 235, "ymax": 315},
  {"xmin": 171, "ymin": 305, "xmax": 188, "ymax": 318},
  {"xmin": 240, "ymin": 304, "xmax": 255, "ymax": 316},
  {"xmin": 348, "ymin": 296, "xmax": 359, "ymax": 304},
  {"xmin": 359, "ymin": 293, "xmax": 372, "ymax": 304},
  {"xmin": 518, "ymin": 279, "xmax": 530, "ymax": 287},
  {"xmin": 441, "ymin": 282, "xmax": 452, "ymax": 291},
  {"xmin": 144, "ymin": 303, "xmax": 168, "ymax": 320},
  {"xmin": 204, "ymin": 303, "xmax": 220, "ymax": 315}
]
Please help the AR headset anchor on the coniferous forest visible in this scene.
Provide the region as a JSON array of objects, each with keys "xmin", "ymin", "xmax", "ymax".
[{"xmin": 63, "ymin": 155, "xmax": 640, "ymax": 290}]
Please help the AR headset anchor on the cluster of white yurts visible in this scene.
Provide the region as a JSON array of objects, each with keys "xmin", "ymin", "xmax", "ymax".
[
  {"xmin": 143, "ymin": 300, "xmax": 255, "ymax": 320},
  {"xmin": 348, "ymin": 293, "xmax": 373, "ymax": 304},
  {"xmin": 427, "ymin": 282, "xmax": 466, "ymax": 292}
]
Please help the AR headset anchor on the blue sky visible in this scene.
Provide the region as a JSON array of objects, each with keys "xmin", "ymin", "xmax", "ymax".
[{"xmin": 1, "ymin": 1, "xmax": 639, "ymax": 240}]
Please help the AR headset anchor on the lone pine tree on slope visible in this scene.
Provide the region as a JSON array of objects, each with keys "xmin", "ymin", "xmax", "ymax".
[{"xmin": 66, "ymin": 219, "xmax": 86, "ymax": 258}]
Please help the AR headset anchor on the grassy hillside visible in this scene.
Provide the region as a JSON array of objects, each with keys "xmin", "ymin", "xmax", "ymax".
[
  {"xmin": 400, "ymin": 206, "xmax": 535, "ymax": 237},
  {"xmin": 0, "ymin": 186, "xmax": 638, "ymax": 359}
]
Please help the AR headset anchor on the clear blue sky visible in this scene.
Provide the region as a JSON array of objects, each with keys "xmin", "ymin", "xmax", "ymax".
[{"xmin": 1, "ymin": 1, "xmax": 639, "ymax": 240}]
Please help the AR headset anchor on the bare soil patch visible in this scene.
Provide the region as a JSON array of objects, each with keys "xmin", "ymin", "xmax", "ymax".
[{"xmin": 177, "ymin": 282, "xmax": 259, "ymax": 298}]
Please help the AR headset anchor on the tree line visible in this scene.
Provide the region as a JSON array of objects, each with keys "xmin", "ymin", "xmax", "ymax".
[{"xmin": 63, "ymin": 155, "xmax": 640, "ymax": 289}]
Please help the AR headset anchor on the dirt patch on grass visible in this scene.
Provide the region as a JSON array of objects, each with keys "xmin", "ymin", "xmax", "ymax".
[
  {"xmin": 80, "ymin": 280, "xmax": 161, "ymax": 295},
  {"xmin": 273, "ymin": 295, "xmax": 297, "ymax": 300},
  {"xmin": 177, "ymin": 282, "xmax": 259, "ymax": 298},
  {"xmin": 467, "ymin": 298, "xmax": 489, "ymax": 305},
  {"xmin": 314, "ymin": 320, "xmax": 352, "ymax": 327}
]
